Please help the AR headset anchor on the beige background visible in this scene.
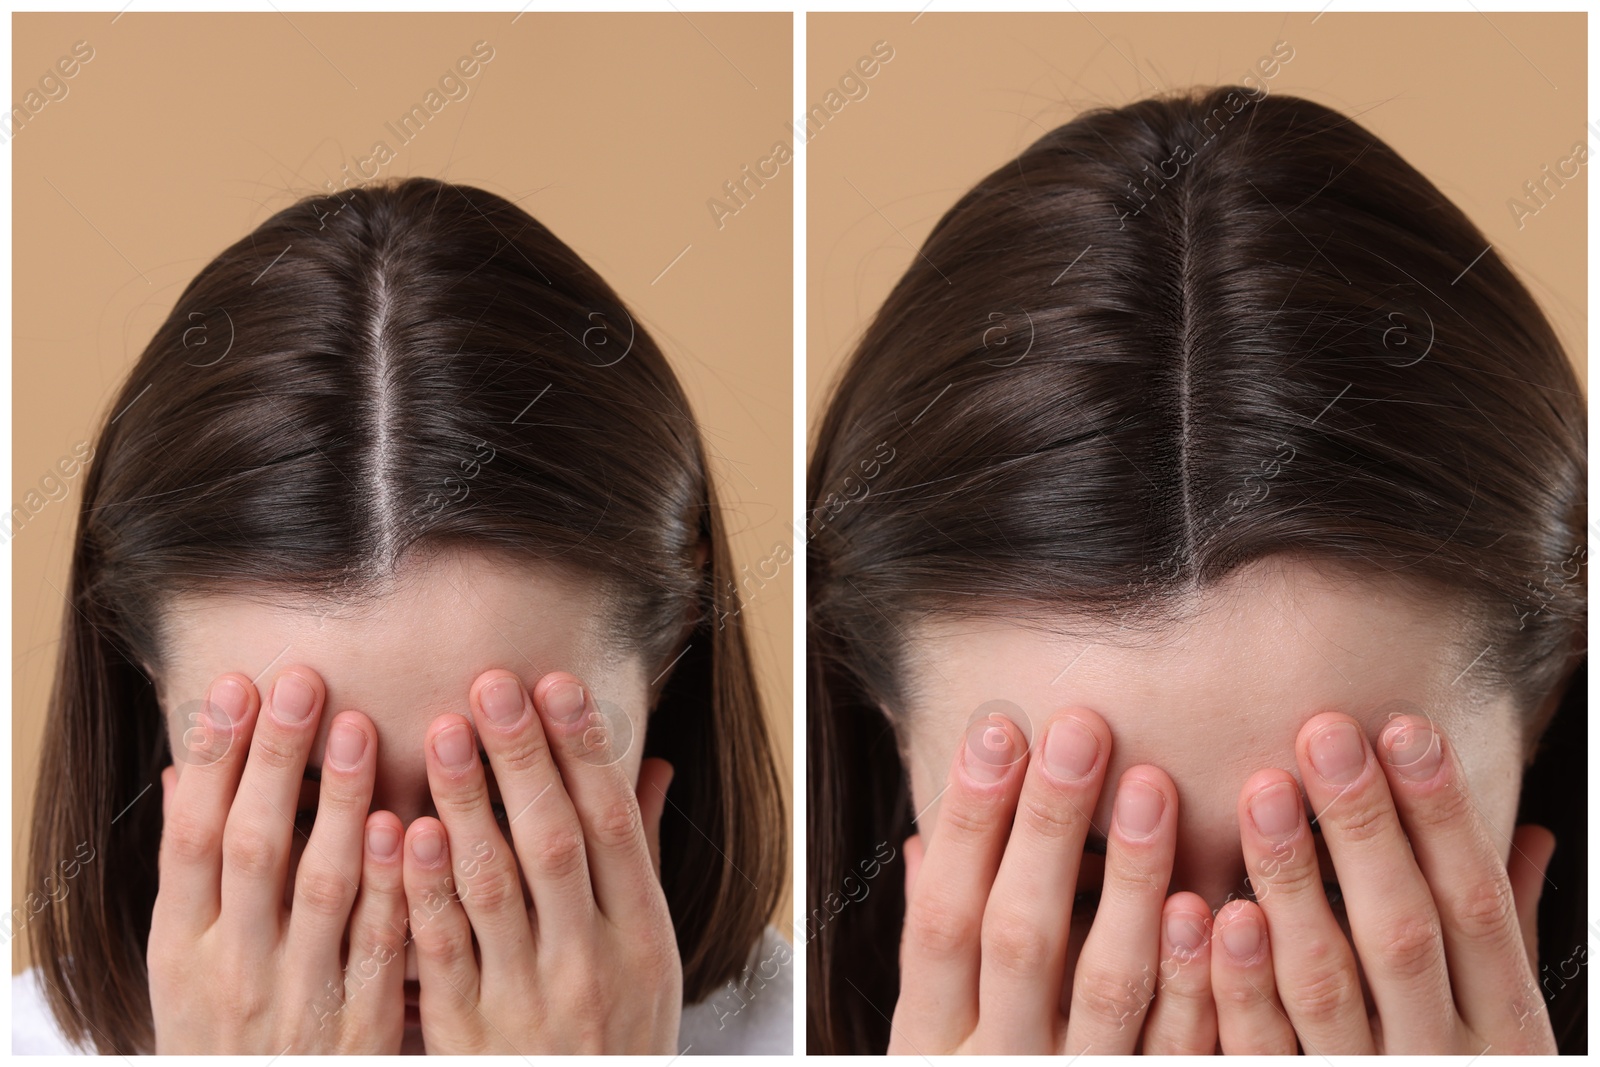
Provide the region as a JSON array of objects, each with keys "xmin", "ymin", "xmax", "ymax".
[
  {"xmin": 807, "ymin": 11, "xmax": 1587, "ymax": 423},
  {"xmin": 13, "ymin": 12, "xmax": 793, "ymax": 971}
]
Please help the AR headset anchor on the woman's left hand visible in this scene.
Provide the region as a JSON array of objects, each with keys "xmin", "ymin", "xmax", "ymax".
[
  {"xmin": 402, "ymin": 668, "xmax": 682, "ymax": 1054},
  {"xmin": 1209, "ymin": 711, "xmax": 1557, "ymax": 1054}
]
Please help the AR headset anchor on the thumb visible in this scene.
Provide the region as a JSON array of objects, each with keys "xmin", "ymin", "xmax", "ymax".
[
  {"xmin": 1508, "ymin": 823, "xmax": 1556, "ymax": 973},
  {"xmin": 636, "ymin": 758, "xmax": 675, "ymax": 883},
  {"xmin": 902, "ymin": 833, "xmax": 924, "ymax": 901}
]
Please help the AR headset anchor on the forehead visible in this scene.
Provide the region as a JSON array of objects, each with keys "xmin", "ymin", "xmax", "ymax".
[
  {"xmin": 902, "ymin": 557, "xmax": 1481, "ymax": 718},
  {"xmin": 897, "ymin": 557, "xmax": 1512, "ymax": 834},
  {"xmin": 156, "ymin": 550, "xmax": 636, "ymax": 754}
]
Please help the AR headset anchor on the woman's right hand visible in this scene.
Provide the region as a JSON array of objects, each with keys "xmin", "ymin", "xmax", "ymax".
[
  {"xmin": 148, "ymin": 666, "xmax": 408, "ymax": 1053},
  {"xmin": 889, "ymin": 708, "xmax": 1209, "ymax": 1054}
]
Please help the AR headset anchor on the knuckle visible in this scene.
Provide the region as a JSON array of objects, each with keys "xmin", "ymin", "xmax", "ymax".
[
  {"xmin": 535, "ymin": 827, "xmax": 588, "ymax": 881},
  {"xmin": 1155, "ymin": 963, "xmax": 1211, "ymax": 1004},
  {"xmin": 903, "ymin": 893, "xmax": 980, "ymax": 962},
  {"xmin": 413, "ymin": 912, "xmax": 466, "ymax": 962},
  {"xmin": 982, "ymin": 910, "xmax": 1052, "ymax": 978},
  {"xmin": 221, "ymin": 822, "xmax": 281, "ymax": 880},
  {"xmin": 495, "ymin": 732, "xmax": 555, "ymax": 777},
  {"xmin": 1372, "ymin": 913, "xmax": 1443, "ymax": 981},
  {"xmin": 590, "ymin": 799, "xmax": 643, "ymax": 853},
  {"xmin": 1287, "ymin": 960, "xmax": 1360, "ymax": 1024},
  {"xmin": 461, "ymin": 866, "xmax": 522, "ymax": 912},
  {"xmin": 1404, "ymin": 778, "xmax": 1473, "ymax": 833},
  {"xmin": 215, "ymin": 960, "xmax": 266, "ymax": 1019},
  {"xmin": 552, "ymin": 970, "xmax": 606, "ymax": 1013},
  {"xmin": 1326, "ymin": 796, "xmax": 1400, "ymax": 845},
  {"xmin": 1449, "ymin": 876, "xmax": 1518, "ymax": 946},
  {"xmin": 163, "ymin": 810, "xmax": 221, "ymax": 863},
  {"xmin": 1101, "ymin": 856, "xmax": 1166, "ymax": 906},
  {"xmin": 355, "ymin": 915, "xmax": 407, "ymax": 965},
  {"xmin": 1219, "ymin": 974, "xmax": 1269, "ymax": 1007},
  {"xmin": 1072, "ymin": 966, "xmax": 1151, "ymax": 1028},
  {"xmin": 940, "ymin": 789, "xmax": 1010, "ymax": 840},
  {"xmin": 295, "ymin": 864, "xmax": 355, "ymax": 917},
  {"xmin": 249, "ymin": 728, "xmax": 303, "ymax": 772},
  {"xmin": 1016, "ymin": 788, "xmax": 1085, "ymax": 841},
  {"xmin": 437, "ymin": 772, "xmax": 491, "ymax": 815},
  {"xmin": 1255, "ymin": 844, "xmax": 1321, "ymax": 899}
]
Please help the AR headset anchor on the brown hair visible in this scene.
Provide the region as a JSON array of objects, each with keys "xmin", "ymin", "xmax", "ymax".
[
  {"xmin": 28, "ymin": 176, "xmax": 787, "ymax": 1053},
  {"xmin": 807, "ymin": 86, "xmax": 1586, "ymax": 1052}
]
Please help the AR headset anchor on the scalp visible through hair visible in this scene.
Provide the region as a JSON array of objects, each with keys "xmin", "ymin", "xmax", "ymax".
[
  {"xmin": 365, "ymin": 241, "xmax": 400, "ymax": 574},
  {"xmin": 1172, "ymin": 129, "xmax": 1199, "ymax": 582}
]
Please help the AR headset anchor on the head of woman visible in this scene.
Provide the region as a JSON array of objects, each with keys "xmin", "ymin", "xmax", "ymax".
[
  {"xmin": 807, "ymin": 86, "xmax": 1585, "ymax": 1052},
  {"xmin": 29, "ymin": 176, "xmax": 786, "ymax": 1053}
]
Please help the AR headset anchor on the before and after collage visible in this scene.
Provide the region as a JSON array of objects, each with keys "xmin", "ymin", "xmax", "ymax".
[{"xmin": 7, "ymin": 2, "xmax": 1590, "ymax": 1058}]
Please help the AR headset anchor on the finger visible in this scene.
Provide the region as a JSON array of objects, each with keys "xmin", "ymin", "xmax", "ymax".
[
  {"xmin": 220, "ymin": 668, "xmax": 325, "ymax": 954},
  {"xmin": 424, "ymin": 712, "xmax": 536, "ymax": 978},
  {"xmin": 890, "ymin": 711, "xmax": 1027, "ymax": 1051},
  {"xmin": 531, "ymin": 672, "xmax": 662, "ymax": 925},
  {"xmin": 977, "ymin": 710, "xmax": 1110, "ymax": 1049},
  {"xmin": 1375, "ymin": 715, "xmax": 1550, "ymax": 1044},
  {"xmin": 468, "ymin": 670, "xmax": 595, "ymax": 935},
  {"xmin": 1296, "ymin": 713, "xmax": 1453, "ymax": 1051},
  {"xmin": 1064, "ymin": 766, "xmax": 1179, "ymax": 1055},
  {"xmin": 339, "ymin": 811, "xmax": 407, "ymax": 1049},
  {"xmin": 161, "ymin": 764, "xmax": 176, "ymax": 821},
  {"xmin": 636, "ymin": 759, "xmax": 674, "ymax": 882},
  {"xmin": 402, "ymin": 817, "xmax": 480, "ymax": 1041},
  {"xmin": 155, "ymin": 674, "xmax": 258, "ymax": 935},
  {"xmin": 1508, "ymin": 825, "xmax": 1555, "ymax": 974},
  {"xmin": 1210, "ymin": 899, "xmax": 1297, "ymax": 1054},
  {"xmin": 1139, "ymin": 893, "xmax": 1216, "ymax": 1055},
  {"xmin": 903, "ymin": 833, "xmax": 925, "ymax": 899},
  {"xmin": 1238, "ymin": 768, "xmax": 1374, "ymax": 1054},
  {"xmin": 286, "ymin": 711, "xmax": 377, "ymax": 980}
]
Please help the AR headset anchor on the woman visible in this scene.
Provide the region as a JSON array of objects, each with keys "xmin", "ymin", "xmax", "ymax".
[
  {"xmin": 20, "ymin": 177, "xmax": 790, "ymax": 1054},
  {"xmin": 807, "ymin": 86, "xmax": 1585, "ymax": 1053}
]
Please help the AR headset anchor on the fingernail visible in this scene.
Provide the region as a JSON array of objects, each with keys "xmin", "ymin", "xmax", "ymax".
[
  {"xmin": 1043, "ymin": 717, "xmax": 1099, "ymax": 781},
  {"xmin": 963, "ymin": 716, "xmax": 1017, "ymax": 784},
  {"xmin": 1166, "ymin": 913, "xmax": 1206, "ymax": 956},
  {"xmin": 207, "ymin": 678, "xmax": 247, "ymax": 731},
  {"xmin": 412, "ymin": 829, "xmax": 443, "ymax": 865},
  {"xmin": 272, "ymin": 673, "xmax": 315, "ymax": 723},
  {"xmin": 1382, "ymin": 720, "xmax": 1443, "ymax": 781},
  {"xmin": 1308, "ymin": 721, "xmax": 1366, "ymax": 785},
  {"xmin": 544, "ymin": 680, "xmax": 586, "ymax": 725},
  {"xmin": 1248, "ymin": 782, "xmax": 1302, "ymax": 843},
  {"xmin": 481, "ymin": 677, "xmax": 524, "ymax": 726},
  {"xmin": 433, "ymin": 723, "xmax": 475, "ymax": 770},
  {"xmin": 367, "ymin": 823, "xmax": 400, "ymax": 859},
  {"xmin": 1221, "ymin": 913, "xmax": 1261, "ymax": 961},
  {"xmin": 326, "ymin": 721, "xmax": 368, "ymax": 772},
  {"xmin": 1115, "ymin": 780, "xmax": 1165, "ymax": 839}
]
